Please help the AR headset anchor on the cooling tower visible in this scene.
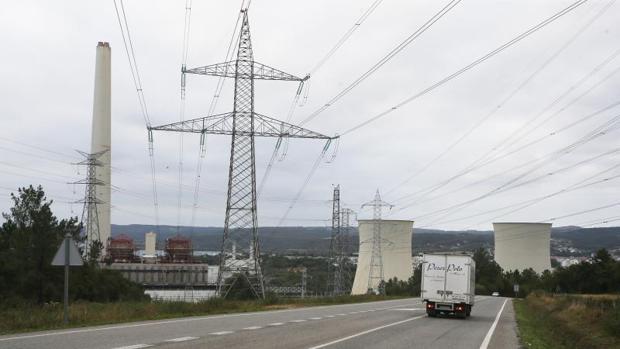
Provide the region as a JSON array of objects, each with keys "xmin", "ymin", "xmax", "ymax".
[
  {"xmin": 91, "ymin": 42, "xmax": 111, "ymax": 255},
  {"xmin": 351, "ymin": 219, "xmax": 414, "ymax": 295},
  {"xmin": 493, "ymin": 222, "xmax": 551, "ymax": 274}
]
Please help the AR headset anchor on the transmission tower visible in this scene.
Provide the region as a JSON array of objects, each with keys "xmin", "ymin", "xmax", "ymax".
[
  {"xmin": 72, "ymin": 150, "xmax": 108, "ymax": 259},
  {"xmin": 148, "ymin": 10, "xmax": 336, "ymax": 298},
  {"xmin": 327, "ymin": 185, "xmax": 342, "ymax": 296},
  {"xmin": 361, "ymin": 189, "xmax": 393, "ymax": 295}
]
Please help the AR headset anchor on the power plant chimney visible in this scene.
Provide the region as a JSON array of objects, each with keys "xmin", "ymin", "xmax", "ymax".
[{"xmin": 91, "ymin": 42, "xmax": 112, "ymax": 256}]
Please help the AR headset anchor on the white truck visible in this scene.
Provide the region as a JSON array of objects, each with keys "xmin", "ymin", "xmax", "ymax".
[{"xmin": 421, "ymin": 253, "xmax": 475, "ymax": 319}]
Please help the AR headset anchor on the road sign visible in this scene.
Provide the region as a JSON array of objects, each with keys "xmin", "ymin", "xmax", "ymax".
[
  {"xmin": 52, "ymin": 234, "xmax": 83, "ymax": 324},
  {"xmin": 52, "ymin": 236, "xmax": 83, "ymax": 266}
]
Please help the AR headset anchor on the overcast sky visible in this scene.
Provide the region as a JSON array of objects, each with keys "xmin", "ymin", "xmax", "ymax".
[{"xmin": 1, "ymin": 0, "xmax": 619, "ymax": 231}]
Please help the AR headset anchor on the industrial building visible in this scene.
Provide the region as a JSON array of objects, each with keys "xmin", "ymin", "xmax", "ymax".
[
  {"xmin": 493, "ymin": 222, "xmax": 552, "ymax": 274},
  {"xmin": 351, "ymin": 219, "xmax": 414, "ymax": 295}
]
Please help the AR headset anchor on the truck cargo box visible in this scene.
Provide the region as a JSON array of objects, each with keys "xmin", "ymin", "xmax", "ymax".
[{"xmin": 421, "ymin": 253, "xmax": 475, "ymax": 318}]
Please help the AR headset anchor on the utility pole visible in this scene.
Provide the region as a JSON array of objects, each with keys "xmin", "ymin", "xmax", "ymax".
[
  {"xmin": 361, "ymin": 190, "xmax": 393, "ymax": 295},
  {"xmin": 72, "ymin": 149, "xmax": 108, "ymax": 259},
  {"xmin": 148, "ymin": 10, "xmax": 337, "ymax": 298}
]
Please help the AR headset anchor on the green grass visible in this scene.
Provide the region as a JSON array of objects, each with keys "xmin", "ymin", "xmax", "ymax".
[
  {"xmin": 514, "ymin": 292, "xmax": 620, "ymax": 349},
  {"xmin": 0, "ymin": 294, "xmax": 406, "ymax": 335}
]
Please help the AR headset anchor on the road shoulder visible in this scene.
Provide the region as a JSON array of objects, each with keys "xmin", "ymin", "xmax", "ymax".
[{"xmin": 488, "ymin": 298, "xmax": 520, "ymax": 349}]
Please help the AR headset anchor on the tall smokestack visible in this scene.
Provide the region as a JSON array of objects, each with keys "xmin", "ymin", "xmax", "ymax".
[{"xmin": 91, "ymin": 42, "xmax": 111, "ymax": 255}]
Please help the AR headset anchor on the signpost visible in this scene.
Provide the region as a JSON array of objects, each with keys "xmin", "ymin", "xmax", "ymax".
[
  {"xmin": 51, "ymin": 233, "xmax": 83, "ymax": 324},
  {"xmin": 513, "ymin": 283, "xmax": 520, "ymax": 298}
]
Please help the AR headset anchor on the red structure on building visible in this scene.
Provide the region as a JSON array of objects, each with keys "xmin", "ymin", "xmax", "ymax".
[
  {"xmin": 105, "ymin": 234, "xmax": 136, "ymax": 263},
  {"xmin": 165, "ymin": 234, "xmax": 194, "ymax": 263}
]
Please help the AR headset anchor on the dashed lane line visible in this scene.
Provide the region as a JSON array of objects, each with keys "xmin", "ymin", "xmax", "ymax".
[
  {"xmin": 268, "ymin": 322, "xmax": 285, "ymax": 326},
  {"xmin": 242, "ymin": 326, "xmax": 262, "ymax": 330},
  {"xmin": 309, "ymin": 317, "xmax": 323, "ymax": 320},
  {"xmin": 164, "ymin": 337, "xmax": 199, "ymax": 342},
  {"xmin": 209, "ymin": 331, "xmax": 234, "ymax": 336},
  {"xmin": 111, "ymin": 345, "xmax": 153, "ymax": 349},
  {"xmin": 290, "ymin": 320, "xmax": 307, "ymax": 323},
  {"xmin": 307, "ymin": 315, "xmax": 426, "ymax": 349}
]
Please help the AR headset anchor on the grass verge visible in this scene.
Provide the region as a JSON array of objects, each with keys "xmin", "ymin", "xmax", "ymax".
[
  {"xmin": 0, "ymin": 294, "xmax": 406, "ymax": 335},
  {"xmin": 514, "ymin": 292, "xmax": 620, "ymax": 349}
]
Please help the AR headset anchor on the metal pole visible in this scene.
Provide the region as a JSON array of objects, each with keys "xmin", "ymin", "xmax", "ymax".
[{"xmin": 63, "ymin": 233, "xmax": 70, "ymax": 324}]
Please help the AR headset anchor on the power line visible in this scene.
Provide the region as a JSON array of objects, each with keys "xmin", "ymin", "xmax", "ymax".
[
  {"xmin": 113, "ymin": 0, "xmax": 160, "ymax": 227},
  {"xmin": 391, "ymin": 52, "xmax": 620, "ymax": 209},
  {"xmin": 385, "ymin": 0, "xmax": 615, "ymax": 196},
  {"xmin": 415, "ymin": 132, "xmax": 620, "ymax": 227},
  {"xmin": 300, "ymin": 0, "xmax": 463, "ymax": 126},
  {"xmin": 429, "ymin": 161, "xmax": 620, "ymax": 228},
  {"xmin": 309, "ymin": 0, "xmax": 385, "ymax": 75},
  {"xmin": 340, "ymin": 0, "xmax": 590, "ymax": 136}
]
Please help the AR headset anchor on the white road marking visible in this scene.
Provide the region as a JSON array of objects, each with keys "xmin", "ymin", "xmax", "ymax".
[
  {"xmin": 309, "ymin": 317, "xmax": 323, "ymax": 320},
  {"xmin": 326, "ymin": 315, "xmax": 335, "ymax": 318},
  {"xmin": 165, "ymin": 337, "xmax": 199, "ymax": 342},
  {"xmin": 336, "ymin": 313, "xmax": 346, "ymax": 316},
  {"xmin": 268, "ymin": 322, "xmax": 285, "ymax": 326},
  {"xmin": 0, "ymin": 298, "xmax": 422, "ymax": 342},
  {"xmin": 111, "ymin": 345, "xmax": 153, "ymax": 349},
  {"xmin": 209, "ymin": 331, "xmax": 234, "ymax": 336},
  {"xmin": 290, "ymin": 319, "xmax": 307, "ymax": 323},
  {"xmin": 479, "ymin": 299, "xmax": 508, "ymax": 349},
  {"xmin": 308, "ymin": 315, "xmax": 426, "ymax": 349},
  {"xmin": 242, "ymin": 326, "xmax": 262, "ymax": 330}
]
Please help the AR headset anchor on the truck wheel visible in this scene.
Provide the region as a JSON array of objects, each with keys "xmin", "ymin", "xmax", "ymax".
[
  {"xmin": 466, "ymin": 305, "xmax": 471, "ymax": 317},
  {"xmin": 427, "ymin": 310, "xmax": 436, "ymax": 317}
]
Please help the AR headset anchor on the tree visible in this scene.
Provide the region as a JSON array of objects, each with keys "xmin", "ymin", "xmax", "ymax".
[
  {"xmin": 0, "ymin": 185, "xmax": 147, "ymax": 304},
  {"xmin": 472, "ymin": 248, "xmax": 504, "ymax": 295},
  {"xmin": 0, "ymin": 186, "xmax": 80, "ymax": 303}
]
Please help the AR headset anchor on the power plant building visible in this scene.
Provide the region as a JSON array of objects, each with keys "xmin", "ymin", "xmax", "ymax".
[
  {"xmin": 351, "ymin": 219, "xmax": 414, "ymax": 295},
  {"xmin": 493, "ymin": 222, "xmax": 552, "ymax": 274}
]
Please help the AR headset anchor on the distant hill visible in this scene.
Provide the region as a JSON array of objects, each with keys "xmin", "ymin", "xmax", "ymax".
[{"xmin": 111, "ymin": 224, "xmax": 620, "ymax": 256}]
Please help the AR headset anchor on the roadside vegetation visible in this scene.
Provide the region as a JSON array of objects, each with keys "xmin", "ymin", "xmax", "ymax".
[
  {"xmin": 514, "ymin": 292, "xmax": 620, "ymax": 349},
  {"xmin": 0, "ymin": 294, "xmax": 404, "ymax": 334}
]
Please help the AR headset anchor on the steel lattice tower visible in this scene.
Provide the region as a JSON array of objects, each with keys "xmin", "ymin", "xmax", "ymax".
[
  {"xmin": 327, "ymin": 185, "xmax": 342, "ymax": 296},
  {"xmin": 72, "ymin": 150, "xmax": 108, "ymax": 259},
  {"xmin": 361, "ymin": 189, "xmax": 393, "ymax": 295},
  {"xmin": 149, "ymin": 10, "xmax": 336, "ymax": 298},
  {"xmin": 328, "ymin": 187, "xmax": 356, "ymax": 296}
]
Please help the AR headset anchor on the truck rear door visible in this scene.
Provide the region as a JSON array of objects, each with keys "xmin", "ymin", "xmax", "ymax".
[
  {"xmin": 422, "ymin": 254, "xmax": 447, "ymax": 302},
  {"xmin": 444, "ymin": 255, "xmax": 470, "ymax": 304}
]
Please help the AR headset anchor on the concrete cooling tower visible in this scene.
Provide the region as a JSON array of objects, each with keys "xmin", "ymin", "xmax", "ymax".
[
  {"xmin": 351, "ymin": 219, "xmax": 414, "ymax": 295},
  {"xmin": 493, "ymin": 222, "xmax": 552, "ymax": 274}
]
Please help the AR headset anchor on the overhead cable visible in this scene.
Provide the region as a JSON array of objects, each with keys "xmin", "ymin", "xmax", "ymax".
[{"xmin": 340, "ymin": 0, "xmax": 590, "ymax": 135}]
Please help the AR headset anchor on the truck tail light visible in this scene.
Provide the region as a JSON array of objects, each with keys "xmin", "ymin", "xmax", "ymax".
[{"xmin": 427, "ymin": 303, "xmax": 434, "ymax": 309}]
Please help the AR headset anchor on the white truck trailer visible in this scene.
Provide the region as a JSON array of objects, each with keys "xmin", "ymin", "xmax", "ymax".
[{"xmin": 421, "ymin": 253, "xmax": 475, "ymax": 318}]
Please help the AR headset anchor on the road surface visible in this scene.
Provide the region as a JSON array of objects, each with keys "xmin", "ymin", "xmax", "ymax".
[{"xmin": 0, "ymin": 296, "xmax": 519, "ymax": 349}]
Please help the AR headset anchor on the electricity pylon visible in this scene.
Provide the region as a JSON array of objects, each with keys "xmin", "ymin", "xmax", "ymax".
[
  {"xmin": 149, "ymin": 10, "xmax": 336, "ymax": 298},
  {"xmin": 328, "ymin": 186, "xmax": 356, "ymax": 296},
  {"xmin": 327, "ymin": 185, "xmax": 342, "ymax": 296},
  {"xmin": 72, "ymin": 149, "xmax": 108, "ymax": 259},
  {"xmin": 361, "ymin": 189, "xmax": 393, "ymax": 295}
]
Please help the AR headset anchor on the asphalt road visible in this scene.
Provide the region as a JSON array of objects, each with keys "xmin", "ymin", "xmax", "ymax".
[{"xmin": 0, "ymin": 296, "xmax": 519, "ymax": 349}]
